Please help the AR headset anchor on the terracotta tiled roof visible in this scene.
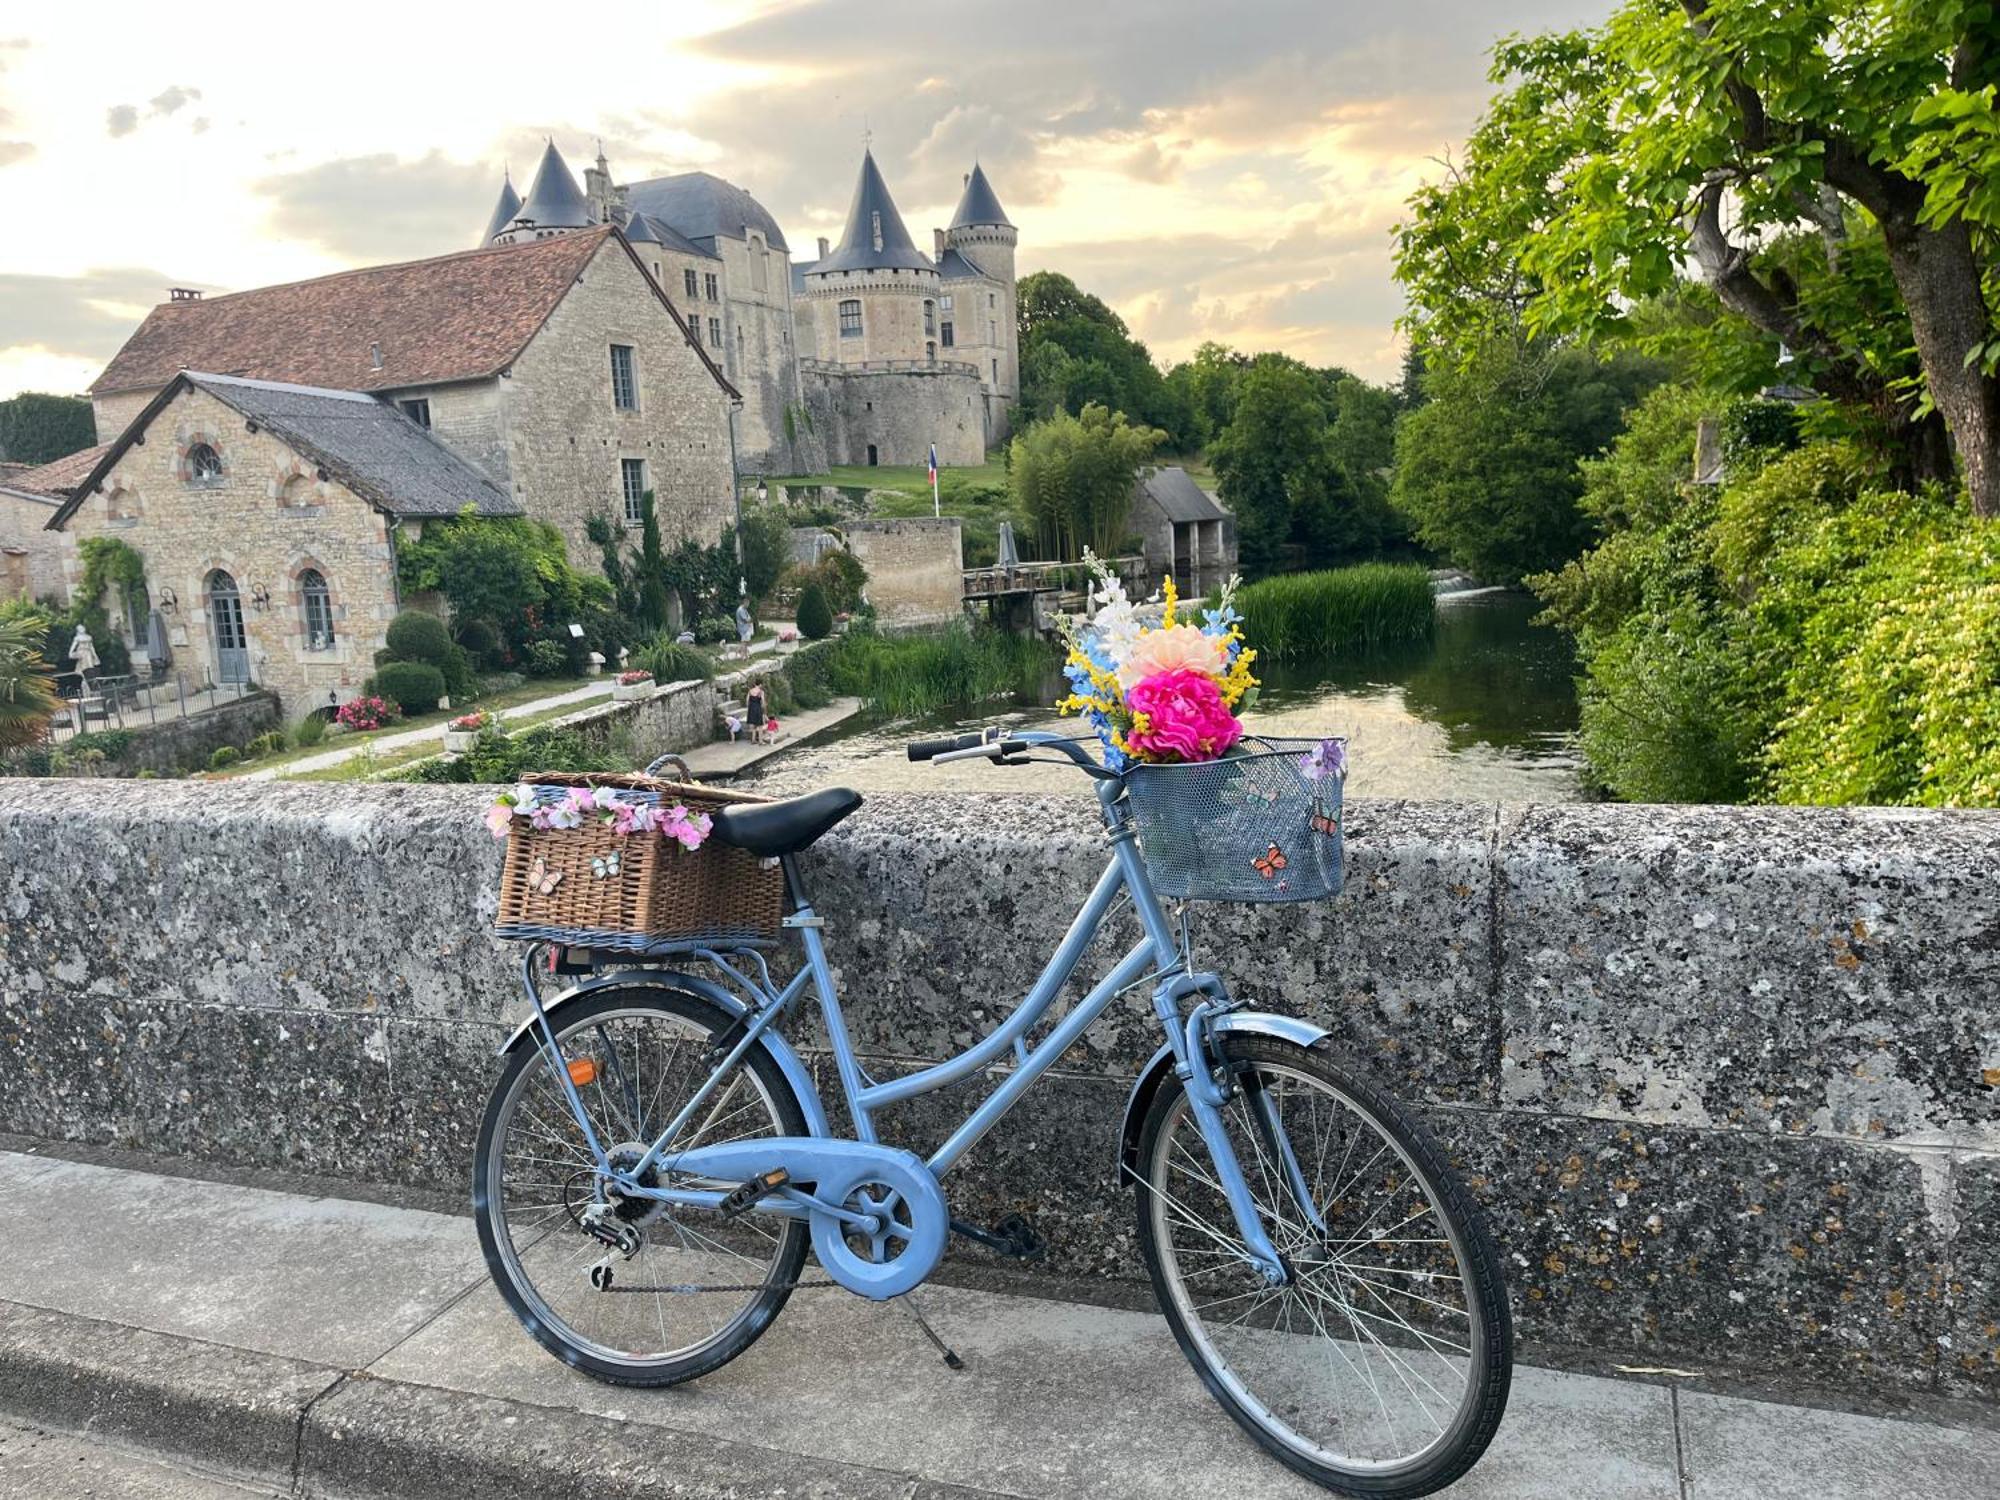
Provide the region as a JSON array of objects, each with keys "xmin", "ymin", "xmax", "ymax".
[
  {"xmin": 90, "ymin": 229, "xmax": 617, "ymax": 397},
  {"xmin": 3, "ymin": 444, "xmax": 111, "ymax": 499}
]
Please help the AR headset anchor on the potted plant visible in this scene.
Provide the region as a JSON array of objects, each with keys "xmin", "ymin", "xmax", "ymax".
[
  {"xmin": 443, "ymin": 711, "xmax": 487, "ymax": 753},
  {"xmin": 776, "ymin": 626, "xmax": 800, "ymax": 655},
  {"xmin": 613, "ymin": 669, "xmax": 655, "ymax": 703}
]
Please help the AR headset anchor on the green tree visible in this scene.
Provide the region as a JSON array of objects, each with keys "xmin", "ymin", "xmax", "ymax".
[
  {"xmin": 796, "ymin": 581, "xmax": 834, "ymax": 640},
  {"xmin": 1015, "ymin": 272, "xmax": 1189, "ymax": 444},
  {"xmin": 0, "ymin": 617, "xmax": 58, "ymax": 749},
  {"xmin": 1209, "ymin": 357, "xmax": 1333, "ymax": 576},
  {"xmin": 1163, "ymin": 342, "xmax": 1250, "ymax": 450},
  {"xmin": 735, "ymin": 504, "xmax": 792, "ymax": 602},
  {"xmin": 0, "ymin": 393, "xmax": 94, "ymax": 466},
  {"xmin": 1392, "ymin": 342, "xmax": 1662, "ymax": 584},
  {"xmin": 1008, "ymin": 403, "xmax": 1166, "ymax": 559},
  {"xmin": 1394, "ymin": 1, "xmax": 2000, "ymax": 516}
]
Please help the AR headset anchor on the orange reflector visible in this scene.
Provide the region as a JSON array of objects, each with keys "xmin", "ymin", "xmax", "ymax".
[{"xmin": 567, "ymin": 1058, "xmax": 598, "ymax": 1087}]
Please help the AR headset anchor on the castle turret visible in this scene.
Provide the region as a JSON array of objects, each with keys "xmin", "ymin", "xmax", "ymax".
[
  {"xmin": 479, "ymin": 169, "xmax": 522, "ymax": 246},
  {"xmin": 802, "ymin": 148, "xmax": 940, "ymax": 366},
  {"xmin": 498, "ymin": 140, "xmax": 592, "ymax": 242},
  {"xmin": 942, "ymin": 162, "xmax": 1019, "ymax": 433}
]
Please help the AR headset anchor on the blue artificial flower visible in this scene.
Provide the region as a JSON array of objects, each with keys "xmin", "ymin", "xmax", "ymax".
[{"xmin": 1201, "ymin": 604, "xmax": 1241, "ymax": 636}]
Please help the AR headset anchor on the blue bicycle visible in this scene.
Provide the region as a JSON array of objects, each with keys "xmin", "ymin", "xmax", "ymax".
[{"xmin": 473, "ymin": 731, "xmax": 1511, "ymax": 1498}]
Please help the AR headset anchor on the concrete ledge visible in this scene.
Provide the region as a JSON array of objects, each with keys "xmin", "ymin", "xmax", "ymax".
[{"xmin": 0, "ymin": 1299, "xmax": 338, "ymax": 1479}]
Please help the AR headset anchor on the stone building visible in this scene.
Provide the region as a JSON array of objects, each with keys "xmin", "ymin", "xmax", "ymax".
[
  {"xmin": 86, "ymin": 224, "xmax": 740, "ymax": 574},
  {"xmin": 793, "ymin": 152, "xmax": 1017, "ymax": 467},
  {"xmin": 0, "ymin": 456, "xmax": 87, "ymax": 602},
  {"xmin": 483, "ymin": 141, "xmax": 821, "ymax": 477},
  {"xmin": 47, "ymin": 372, "xmax": 516, "ymax": 720},
  {"xmin": 1130, "ymin": 466, "xmax": 1235, "ymax": 597},
  {"xmin": 475, "ymin": 140, "xmax": 1019, "ymax": 475}
]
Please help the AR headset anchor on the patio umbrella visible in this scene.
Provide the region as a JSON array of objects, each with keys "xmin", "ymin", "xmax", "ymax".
[
  {"xmin": 996, "ymin": 521, "xmax": 1020, "ymax": 570},
  {"xmin": 146, "ymin": 610, "xmax": 172, "ymax": 671}
]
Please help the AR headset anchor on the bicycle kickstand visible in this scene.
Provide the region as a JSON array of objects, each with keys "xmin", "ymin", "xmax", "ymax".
[{"xmin": 898, "ymin": 1292, "xmax": 964, "ymax": 1371}]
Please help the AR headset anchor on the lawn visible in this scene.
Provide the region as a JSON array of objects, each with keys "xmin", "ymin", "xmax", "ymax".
[
  {"xmin": 763, "ymin": 457, "xmax": 1008, "ymax": 501},
  {"xmin": 211, "ymin": 677, "xmax": 601, "ymax": 779}
]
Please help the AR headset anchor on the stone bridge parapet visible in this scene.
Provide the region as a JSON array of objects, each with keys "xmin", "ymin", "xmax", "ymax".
[{"xmin": 0, "ymin": 782, "xmax": 1993, "ymax": 1399}]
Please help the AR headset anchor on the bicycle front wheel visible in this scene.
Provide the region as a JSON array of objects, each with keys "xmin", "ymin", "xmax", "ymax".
[
  {"xmin": 473, "ymin": 984, "xmax": 810, "ymax": 1387},
  {"xmin": 1134, "ymin": 1036, "xmax": 1511, "ymax": 1498}
]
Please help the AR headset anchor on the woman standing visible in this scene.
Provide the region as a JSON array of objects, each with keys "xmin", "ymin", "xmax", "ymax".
[{"xmin": 743, "ymin": 678, "xmax": 768, "ymax": 745}]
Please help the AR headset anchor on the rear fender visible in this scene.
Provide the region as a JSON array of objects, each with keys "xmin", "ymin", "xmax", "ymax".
[
  {"xmin": 1117, "ymin": 1011, "xmax": 1330, "ymax": 1175},
  {"xmin": 499, "ymin": 967, "xmax": 831, "ymax": 1139}
]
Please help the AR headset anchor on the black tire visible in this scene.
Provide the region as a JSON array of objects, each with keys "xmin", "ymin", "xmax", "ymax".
[
  {"xmin": 473, "ymin": 984, "xmax": 810, "ymax": 1388},
  {"xmin": 1133, "ymin": 1036, "xmax": 1511, "ymax": 1498}
]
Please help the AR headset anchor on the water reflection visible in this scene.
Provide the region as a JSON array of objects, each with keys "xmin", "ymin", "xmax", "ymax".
[{"xmin": 745, "ymin": 592, "xmax": 1584, "ymax": 803}]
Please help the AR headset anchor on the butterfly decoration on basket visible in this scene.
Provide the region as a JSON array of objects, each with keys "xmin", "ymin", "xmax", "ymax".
[
  {"xmin": 1251, "ymin": 843, "xmax": 1288, "ymax": 880},
  {"xmin": 1219, "ymin": 779, "xmax": 1282, "ymax": 810},
  {"xmin": 591, "ymin": 850, "xmax": 622, "ymax": 881},
  {"xmin": 1298, "ymin": 737, "xmax": 1347, "ymax": 839},
  {"xmin": 526, "ymin": 856, "xmax": 563, "ymax": 896}
]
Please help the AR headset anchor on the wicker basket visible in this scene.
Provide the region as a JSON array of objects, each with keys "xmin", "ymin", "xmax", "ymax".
[
  {"xmin": 1124, "ymin": 736, "xmax": 1344, "ymax": 904},
  {"xmin": 494, "ymin": 772, "xmax": 785, "ymax": 950}
]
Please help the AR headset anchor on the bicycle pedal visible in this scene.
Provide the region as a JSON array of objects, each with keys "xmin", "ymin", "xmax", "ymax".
[
  {"xmin": 995, "ymin": 1213, "xmax": 1047, "ymax": 1261},
  {"xmin": 719, "ymin": 1167, "xmax": 790, "ymax": 1219}
]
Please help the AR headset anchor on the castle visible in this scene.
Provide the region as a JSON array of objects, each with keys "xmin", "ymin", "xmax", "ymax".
[{"xmin": 480, "ymin": 140, "xmax": 1018, "ymax": 475}]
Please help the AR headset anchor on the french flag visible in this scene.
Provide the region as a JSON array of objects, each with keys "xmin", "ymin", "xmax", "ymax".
[{"xmin": 927, "ymin": 444, "xmax": 938, "ymax": 485}]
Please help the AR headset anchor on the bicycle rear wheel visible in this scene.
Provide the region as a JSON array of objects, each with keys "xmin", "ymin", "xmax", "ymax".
[
  {"xmin": 1133, "ymin": 1036, "xmax": 1511, "ymax": 1498},
  {"xmin": 473, "ymin": 984, "xmax": 810, "ymax": 1387}
]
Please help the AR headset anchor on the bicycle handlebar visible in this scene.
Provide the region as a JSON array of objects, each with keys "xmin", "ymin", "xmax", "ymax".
[
  {"xmin": 907, "ymin": 730, "xmax": 997, "ymax": 762},
  {"xmin": 907, "ymin": 728, "xmax": 1121, "ymax": 780}
]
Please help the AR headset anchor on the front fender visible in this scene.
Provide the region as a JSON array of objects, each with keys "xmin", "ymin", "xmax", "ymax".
[
  {"xmin": 1116, "ymin": 1010, "xmax": 1331, "ymax": 1175},
  {"xmin": 500, "ymin": 968, "xmax": 831, "ymax": 1139}
]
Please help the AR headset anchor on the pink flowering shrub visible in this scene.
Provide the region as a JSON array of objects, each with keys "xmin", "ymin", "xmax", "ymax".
[
  {"xmin": 449, "ymin": 712, "xmax": 487, "ymax": 732},
  {"xmin": 1125, "ymin": 669, "xmax": 1245, "ymax": 764},
  {"xmin": 616, "ymin": 670, "xmax": 653, "ymax": 686},
  {"xmin": 336, "ymin": 695, "xmax": 397, "ymax": 733}
]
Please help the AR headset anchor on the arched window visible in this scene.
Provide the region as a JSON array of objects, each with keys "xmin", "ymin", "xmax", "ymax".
[
  {"xmin": 187, "ymin": 443, "xmax": 222, "ymax": 483},
  {"xmin": 838, "ymin": 300, "xmax": 862, "ymax": 338},
  {"xmin": 279, "ymin": 474, "xmax": 317, "ymax": 510},
  {"xmin": 299, "ymin": 570, "xmax": 334, "ymax": 651}
]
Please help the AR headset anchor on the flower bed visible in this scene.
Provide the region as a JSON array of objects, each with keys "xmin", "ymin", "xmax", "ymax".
[{"xmin": 335, "ymin": 696, "xmax": 397, "ymax": 734}]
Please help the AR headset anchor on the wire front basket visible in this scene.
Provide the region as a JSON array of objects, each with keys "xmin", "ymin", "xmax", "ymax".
[{"xmin": 1123, "ymin": 736, "xmax": 1345, "ymax": 904}]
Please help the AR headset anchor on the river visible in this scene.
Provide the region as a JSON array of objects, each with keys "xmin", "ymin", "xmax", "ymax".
[{"xmin": 743, "ymin": 591, "xmax": 1585, "ymax": 803}]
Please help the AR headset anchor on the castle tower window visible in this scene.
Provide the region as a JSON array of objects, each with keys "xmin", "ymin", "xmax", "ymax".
[
  {"xmin": 300, "ymin": 569, "xmax": 335, "ymax": 651},
  {"xmin": 689, "ymin": 320, "xmax": 702, "ymax": 346},
  {"xmin": 926, "ymin": 341, "xmax": 936, "ymax": 364},
  {"xmin": 993, "ymin": 359, "xmax": 1000, "ymax": 383},
  {"xmin": 839, "ymin": 300, "xmax": 863, "ymax": 338},
  {"xmin": 187, "ymin": 442, "xmax": 223, "ymax": 485},
  {"xmin": 399, "ymin": 398, "xmax": 431, "ymax": 429},
  {"xmin": 684, "ymin": 268, "xmax": 699, "ymax": 299},
  {"xmin": 710, "ymin": 316, "xmax": 723, "ymax": 347},
  {"xmin": 705, "ymin": 272, "xmax": 720, "ymax": 301},
  {"xmin": 870, "ymin": 211, "xmax": 882, "ymax": 252},
  {"xmin": 610, "ymin": 344, "xmax": 638, "ymax": 410},
  {"xmin": 923, "ymin": 301, "xmax": 936, "ymax": 336},
  {"xmin": 940, "ymin": 321, "xmax": 954, "ymax": 348},
  {"xmin": 621, "ymin": 458, "xmax": 649, "ymax": 526},
  {"xmin": 940, "ymin": 294, "xmax": 953, "ymax": 311}
]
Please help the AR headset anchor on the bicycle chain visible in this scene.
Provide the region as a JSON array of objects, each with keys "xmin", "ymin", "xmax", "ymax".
[{"xmin": 598, "ymin": 1276, "xmax": 838, "ymax": 1295}]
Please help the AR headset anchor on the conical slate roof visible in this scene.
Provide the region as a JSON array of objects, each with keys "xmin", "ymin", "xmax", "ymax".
[
  {"xmin": 480, "ymin": 174, "xmax": 522, "ymax": 244},
  {"xmin": 949, "ymin": 162, "xmax": 1012, "ymax": 230},
  {"xmin": 513, "ymin": 140, "xmax": 591, "ymax": 231},
  {"xmin": 813, "ymin": 149, "xmax": 934, "ymax": 274}
]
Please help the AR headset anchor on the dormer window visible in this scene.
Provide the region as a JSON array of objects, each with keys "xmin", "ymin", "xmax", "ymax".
[
  {"xmin": 870, "ymin": 211, "xmax": 882, "ymax": 252},
  {"xmin": 187, "ymin": 443, "xmax": 222, "ymax": 484}
]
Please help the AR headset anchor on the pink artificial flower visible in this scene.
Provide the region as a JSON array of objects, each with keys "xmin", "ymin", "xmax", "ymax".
[
  {"xmin": 1115, "ymin": 624, "xmax": 1228, "ymax": 692},
  {"xmin": 1125, "ymin": 668, "xmax": 1244, "ymax": 764},
  {"xmin": 569, "ymin": 788, "xmax": 597, "ymax": 814},
  {"xmin": 483, "ymin": 800, "xmax": 516, "ymax": 839}
]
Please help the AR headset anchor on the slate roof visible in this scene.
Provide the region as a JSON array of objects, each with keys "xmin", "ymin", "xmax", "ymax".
[
  {"xmin": 1140, "ymin": 466, "xmax": 1227, "ymax": 524},
  {"xmin": 812, "ymin": 150, "xmax": 935, "ymax": 275},
  {"xmin": 480, "ymin": 174, "xmax": 522, "ymax": 245},
  {"xmin": 513, "ymin": 140, "xmax": 591, "ymax": 231},
  {"xmin": 949, "ymin": 163, "xmax": 1012, "ymax": 230},
  {"xmin": 623, "ymin": 171, "xmax": 790, "ymax": 253},
  {"xmin": 49, "ymin": 373, "xmax": 519, "ymax": 530},
  {"xmin": 623, "ymin": 210, "xmax": 718, "ymax": 261},
  {"xmin": 936, "ymin": 247, "xmax": 986, "ymax": 281},
  {"xmin": 4, "ymin": 444, "xmax": 111, "ymax": 500},
  {"xmin": 91, "ymin": 228, "xmax": 615, "ymax": 397}
]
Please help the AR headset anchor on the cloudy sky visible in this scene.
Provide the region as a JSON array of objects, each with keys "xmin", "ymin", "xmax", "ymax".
[{"xmin": 0, "ymin": 0, "xmax": 1608, "ymax": 401}]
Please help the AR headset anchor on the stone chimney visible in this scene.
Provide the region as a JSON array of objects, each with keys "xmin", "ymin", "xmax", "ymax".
[
  {"xmin": 934, "ymin": 228, "xmax": 947, "ymax": 259},
  {"xmin": 817, "ymin": 235, "xmax": 830, "ymax": 260}
]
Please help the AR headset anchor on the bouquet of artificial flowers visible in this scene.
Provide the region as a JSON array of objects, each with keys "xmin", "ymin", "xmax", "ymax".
[{"xmin": 1056, "ymin": 552, "xmax": 1258, "ymax": 770}]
